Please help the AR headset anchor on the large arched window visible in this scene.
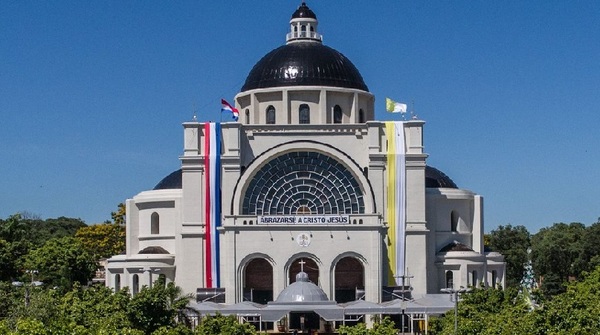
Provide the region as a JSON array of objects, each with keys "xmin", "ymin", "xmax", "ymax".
[
  {"xmin": 299, "ymin": 104, "xmax": 310, "ymax": 124},
  {"xmin": 333, "ymin": 105, "xmax": 342, "ymax": 124},
  {"xmin": 445, "ymin": 271, "xmax": 454, "ymax": 289},
  {"xmin": 151, "ymin": 212, "xmax": 159, "ymax": 234},
  {"xmin": 450, "ymin": 210, "xmax": 459, "ymax": 232},
  {"xmin": 266, "ymin": 105, "xmax": 276, "ymax": 124},
  {"xmin": 242, "ymin": 151, "xmax": 365, "ymax": 215},
  {"xmin": 289, "ymin": 258, "xmax": 319, "ymax": 286}
]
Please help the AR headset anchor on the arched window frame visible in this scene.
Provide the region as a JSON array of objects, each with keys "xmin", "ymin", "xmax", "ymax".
[
  {"xmin": 151, "ymin": 212, "xmax": 160, "ymax": 235},
  {"xmin": 471, "ymin": 270, "xmax": 478, "ymax": 287},
  {"xmin": 450, "ymin": 210, "xmax": 459, "ymax": 232},
  {"xmin": 132, "ymin": 274, "xmax": 139, "ymax": 295},
  {"xmin": 266, "ymin": 105, "xmax": 276, "ymax": 124},
  {"xmin": 299, "ymin": 104, "xmax": 310, "ymax": 124},
  {"xmin": 333, "ymin": 105, "xmax": 343, "ymax": 124},
  {"xmin": 445, "ymin": 271, "xmax": 454, "ymax": 289}
]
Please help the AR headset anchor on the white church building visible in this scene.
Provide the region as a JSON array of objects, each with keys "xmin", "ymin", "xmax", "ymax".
[{"xmin": 106, "ymin": 2, "xmax": 504, "ymax": 311}]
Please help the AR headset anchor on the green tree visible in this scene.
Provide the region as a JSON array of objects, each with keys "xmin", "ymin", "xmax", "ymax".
[
  {"xmin": 429, "ymin": 287, "xmax": 536, "ymax": 335},
  {"xmin": 152, "ymin": 324, "xmax": 194, "ymax": 335},
  {"xmin": 25, "ymin": 216, "xmax": 87, "ymax": 247},
  {"xmin": 0, "ymin": 214, "xmax": 29, "ymax": 242},
  {"xmin": 579, "ymin": 221, "xmax": 600, "ymax": 272},
  {"xmin": 0, "ymin": 239, "xmax": 31, "ymax": 282},
  {"xmin": 529, "ymin": 266, "xmax": 600, "ymax": 334},
  {"xmin": 531, "ymin": 222, "xmax": 586, "ymax": 295},
  {"xmin": 338, "ymin": 317, "xmax": 397, "ymax": 335},
  {"xmin": 59, "ymin": 283, "xmax": 133, "ymax": 333},
  {"xmin": 75, "ymin": 222, "xmax": 125, "ymax": 259},
  {"xmin": 194, "ymin": 314, "xmax": 257, "ymax": 335},
  {"xmin": 3, "ymin": 285, "xmax": 62, "ymax": 332},
  {"xmin": 111, "ymin": 202, "xmax": 126, "ymax": 225},
  {"xmin": 127, "ymin": 280, "xmax": 192, "ymax": 334},
  {"xmin": 488, "ymin": 224, "xmax": 531, "ymax": 287},
  {"xmin": 23, "ymin": 237, "xmax": 97, "ymax": 290}
]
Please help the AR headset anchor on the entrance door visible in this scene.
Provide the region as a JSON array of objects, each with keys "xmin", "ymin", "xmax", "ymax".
[
  {"xmin": 244, "ymin": 258, "xmax": 273, "ymax": 304},
  {"xmin": 289, "ymin": 312, "xmax": 320, "ymax": 333},
  {"xmin": 334, "ymin": 257, "xmax": 364, "ymax": 303}
]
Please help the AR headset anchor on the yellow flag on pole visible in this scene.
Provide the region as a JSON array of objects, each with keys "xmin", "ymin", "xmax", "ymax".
[{"xmin": 386, "ymin": 98, "xmax": 407, "ymax": 113}]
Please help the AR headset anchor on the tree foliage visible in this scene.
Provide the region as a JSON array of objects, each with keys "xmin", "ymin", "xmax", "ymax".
[
  {"xmin": 75, "ymin": 222, "xmax": 125, "ymax": 258},
  {"xmin": 111, "ymin": 202, "xmax": 126, "ymax": 225},
  {"xmin": 430, "ymin": 265, "xmax": 600, "ymax": 335},
  {"xmin": 487, "ymin": 224, "xmax": 531, "ymax": 287},
  {"xmin": 338, "ymin": 317, "xmax": 397, "ymax": 335},
  {"xmin": 23, "ymin": 237, "xmax": 97, "ymax": 290},
  {"xmin": 127, "ymin": 279, "xmax": 193, "ymax": 334},
  {"xmin": 194, "ymin": 314, "xmax": 257, "ymax": 335},
  {"xmin": 531, "ymin": 222, "xmax": 586, "ymax": 295}
]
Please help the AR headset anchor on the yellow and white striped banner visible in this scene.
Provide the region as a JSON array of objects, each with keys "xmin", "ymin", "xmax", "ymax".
[{"xmin": 385, "ymin": 121, "xmax": 406, "ymax": 285}]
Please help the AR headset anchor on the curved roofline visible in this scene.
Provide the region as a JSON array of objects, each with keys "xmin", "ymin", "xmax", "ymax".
[{"xmin": 241, "ymin": 43, "xmax": 369, "ymax": 92}]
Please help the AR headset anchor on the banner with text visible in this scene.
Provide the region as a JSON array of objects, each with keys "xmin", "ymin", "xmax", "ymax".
[{"xmin": 257, "ymin": 215, "xmax": 350, "ymax": 225}]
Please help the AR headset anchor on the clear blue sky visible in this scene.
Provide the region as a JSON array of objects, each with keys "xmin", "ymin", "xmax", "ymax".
[{"xmin": 1, "ymin": 1, "xmax": 598, "ymax": 233}]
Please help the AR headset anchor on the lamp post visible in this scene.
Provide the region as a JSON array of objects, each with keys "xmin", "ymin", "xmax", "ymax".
[
  {"xmin": 12, "ymin": 270, "xmax": 43, "ymax": 307},
  {"xmin": 440, "ymin": 286, "xmax": 469, "ymax": 335}
]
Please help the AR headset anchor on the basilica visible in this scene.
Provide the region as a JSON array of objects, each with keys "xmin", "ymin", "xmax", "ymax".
[{"xmin": 106, "ymin": 2, "xmax": 504, "ymax": 315}]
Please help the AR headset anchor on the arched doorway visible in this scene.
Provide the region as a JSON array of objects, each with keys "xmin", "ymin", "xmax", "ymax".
[
  {"xmin": 334, "ymin": 257, "xmax": 364, "ymax": 303},
  {"xmin": 244, "ymin": 258, "xmax": 273, "ymax": 304},
  {"xmin": 289, "ymin": 258, "xmax": 319, "ymax": 285}
]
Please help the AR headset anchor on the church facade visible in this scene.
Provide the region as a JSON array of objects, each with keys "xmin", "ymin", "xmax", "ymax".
[{"xmin": 106, "ymin": 3, "xmax": 505, "ymax": 305}]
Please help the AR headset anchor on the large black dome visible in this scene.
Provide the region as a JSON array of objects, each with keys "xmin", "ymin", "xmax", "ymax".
[
  {"xmin": 241, "ymin": 42, "xmax": 369, "ymax": 92},
  {"xmin": 154, "ymin": 166, "xmax": 457, "ymax": 190}
]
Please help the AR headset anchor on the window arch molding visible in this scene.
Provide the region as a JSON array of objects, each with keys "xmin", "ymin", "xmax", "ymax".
[
  {"xmin": 151, "ymin": 212, "xmax": 160, "ymax": 234},
  {"xmin": 230, "ymin": 141, "xmax": 376, "ymax": 215},
  {"xmin": 266, "ymin": 105, "xmax": 276, "ymax": 124},
  {"xmin": 299, "ymin": 104, "xmax": 310, "ymax": 124},
  {"xmin": 284, "ymin": 252, "xmax": 323, "ymax": 284},
  {"xmin": 333, "ymin": 105, "xmax": 343, "ymax": 123},
  {"xmin": 450, "ymin": 210, "xmax": 459, "ymax": 232},
  {"xmin": 445, "ymin": 271, "xmax": 454, "ymax": 289}
]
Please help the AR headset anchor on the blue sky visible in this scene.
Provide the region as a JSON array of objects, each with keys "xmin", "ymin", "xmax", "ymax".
[{"xmin": 1, "ymin": 1, "xmax": 598, "ymax": 233}]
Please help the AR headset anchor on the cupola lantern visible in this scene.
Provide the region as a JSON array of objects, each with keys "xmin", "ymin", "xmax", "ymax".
[{"xmin": 287, "ymin": 2, "xmax": 322, "ymax": 44}]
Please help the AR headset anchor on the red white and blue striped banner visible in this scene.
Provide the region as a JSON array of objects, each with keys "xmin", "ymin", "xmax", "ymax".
[{"xmin": 204, "ymin": 122, "xmax": 221, "ymax": 288}]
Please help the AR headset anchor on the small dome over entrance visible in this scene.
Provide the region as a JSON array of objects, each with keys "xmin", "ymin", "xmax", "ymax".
[{"xmin": 275, "ymin": 271, "xmax": 329, "ymax": 303}]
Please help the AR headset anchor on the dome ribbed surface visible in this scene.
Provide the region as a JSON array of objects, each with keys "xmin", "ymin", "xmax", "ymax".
[
  {"xmin": 275, "ymin": 271, "xmax": 329, "ymax": 303},
  {"xmin": 241, "ymin": 43, "xmax": 369, "ymax": 92},
  {"xmin": 425, "ymin": 166, "xmax": 458, "ymax": 189},
  {"xmin": 153, "ymin": 169, "xmax": 182, "ymax": 190}
]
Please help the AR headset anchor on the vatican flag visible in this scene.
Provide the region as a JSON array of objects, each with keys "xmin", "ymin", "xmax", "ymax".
[{"xmin": 386, "ymin": 98, "xmax": 407, "ymax": 114}]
